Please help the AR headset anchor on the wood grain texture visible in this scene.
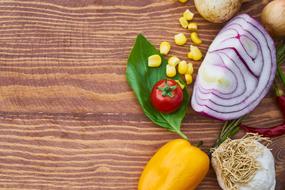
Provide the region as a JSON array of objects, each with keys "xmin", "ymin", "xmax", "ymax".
[{"xmin": 0, "ymin": 0, "xmax": 283, "ymax": 189}]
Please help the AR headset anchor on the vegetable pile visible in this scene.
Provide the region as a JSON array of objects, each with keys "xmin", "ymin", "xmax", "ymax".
[
  {"xmin": 192, "ymin": 14, "xmax": 276, "ymax": 120},
  {"xmin": 124, "ymin": 0, "xmax": 285, "ymax": 189}
]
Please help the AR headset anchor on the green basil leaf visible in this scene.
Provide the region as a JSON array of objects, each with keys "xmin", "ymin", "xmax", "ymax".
[{"xmin": 126, "ymin": 34, "xmax": 190, "ymax": 140}]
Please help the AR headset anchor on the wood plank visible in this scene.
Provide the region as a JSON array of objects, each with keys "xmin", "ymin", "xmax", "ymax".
[{"xmin": 0, "ymin": 0, "xmax": 283, "ymax": 189}]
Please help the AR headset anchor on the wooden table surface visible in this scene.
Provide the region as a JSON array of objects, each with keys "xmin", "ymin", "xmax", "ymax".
[{"xmin": 0, "ymin": 0, "xmax": 284, "ymax": 189}]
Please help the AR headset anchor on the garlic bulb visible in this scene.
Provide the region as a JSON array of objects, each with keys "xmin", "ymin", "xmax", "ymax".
[{"xmin": 212, "ymin": 135, "xmax": 276, "ymax": 190}]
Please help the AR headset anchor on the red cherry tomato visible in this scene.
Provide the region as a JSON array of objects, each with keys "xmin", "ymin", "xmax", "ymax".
[{"xmin": 151, "ymin": 79, "xmax": 183, "ymax": 113}]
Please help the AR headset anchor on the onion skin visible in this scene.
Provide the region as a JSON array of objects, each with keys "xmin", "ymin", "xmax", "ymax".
[
  {"xmin": 261, "ymin": 0, "xmax": 285, "ymax": 37},
  {"xmin": 191, "ymin": 14, "xmax": 276, "ymax": 120}
]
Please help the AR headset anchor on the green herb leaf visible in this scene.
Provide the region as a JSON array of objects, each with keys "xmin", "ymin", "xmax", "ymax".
[
  {"xmin": 276, "ymin": 42, "xmax": 285, "ymax": 86},
  {"xmin": 126, "ymin": 34, "xmax": 190, "ymax": 140},
  {"xmin": 277, "ymin": 66, "xmax": 285, "ymax": 86},
  {"xmin": 277, "ymin": 42, "xmax": 285, "ymax": 66}
]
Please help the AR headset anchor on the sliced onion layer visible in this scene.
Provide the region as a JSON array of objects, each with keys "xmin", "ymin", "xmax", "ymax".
[{"xmin": 191, "ymin": 14, "xmax": 276, "ymax": 120}]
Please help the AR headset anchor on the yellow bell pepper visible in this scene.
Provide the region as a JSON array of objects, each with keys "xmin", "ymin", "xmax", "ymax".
[{"xmin": 138, "ymin": 139, "xmax": 210, "ymax": 190}]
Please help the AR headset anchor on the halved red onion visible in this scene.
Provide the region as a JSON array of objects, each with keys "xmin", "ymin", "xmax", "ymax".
[{"xmin": 191, "ymin": 14, "xmax": 276, "ymax": 120}]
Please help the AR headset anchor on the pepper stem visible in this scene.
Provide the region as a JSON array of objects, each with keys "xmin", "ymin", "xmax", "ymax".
[{"xmin": 193, "ymin": 140, "xmax": 203, "ymax": 148}]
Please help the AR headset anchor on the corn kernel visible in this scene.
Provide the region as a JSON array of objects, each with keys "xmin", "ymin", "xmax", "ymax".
[
  {"xmin": 188, "ymin": 22, "xmax": 198, "ymax": 31},
  {"xmin": 190, "ymin": 32, "xmax": 202, "ymax": 45},
  {"xmin": 175, "ymin": 80, "xmax": 185, "ymax": 89},
  {"xmin": 178, "ymin": 0, "xmax": 188, "ymax": 3},
  {"xmin": 168, "ymin": 56, "xmax": 180, "ymax": 66},
  {"xmin": 185, "ymin": 74, "xmax": 193, "ymax": 85},
  {"xmin": 166, "ymin": 64, "xmax": 176, "ymax": 78},
  {"xmin": 183, "ymin": 9, "xmax": 194, "ymax": 21},
  {"xmin": 188, "ymin": 45, "xmax": 203, "ymax": 61},
  {"xmin": 148, "ymin": 54, "xmax": 162, "ymax": 67},
  {"xmin": 178, "ymin": 60, "xmax": 188, "ymax": 74},
  {"xmin": 174, "ymin": 33, "xmax": 187, "ymax": 46},
  {"xmin": 179, "ymin": 17, "xmax": 188, "ymax": 29},
  {"xmin": 160, "ymin": 41, "xmax": 171, "ymax": 55},
  {"xmin": 186, "ymin": 63, "xmax": 194, "ymax": 74}
]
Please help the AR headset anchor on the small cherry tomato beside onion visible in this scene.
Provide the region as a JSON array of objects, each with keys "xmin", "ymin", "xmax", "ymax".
[{"xmin": 151, "ymin": 79, "xmax": 183, "ymax": 113}]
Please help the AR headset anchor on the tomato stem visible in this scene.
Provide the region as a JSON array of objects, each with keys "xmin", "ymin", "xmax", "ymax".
[{"xmin": 158, "ymin": 80, "xmax": 177, "ymax": 98}]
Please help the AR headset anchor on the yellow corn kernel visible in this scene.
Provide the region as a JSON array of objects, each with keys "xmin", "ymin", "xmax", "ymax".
[
  {"xmin": 178, "ymin": 60, "xmax": 188, "ymax": 74},
  {"xmin": 168, "ymin": 56, "xmax": 180, "ymax": 66},
  {"xmin": 186, "ymin": 63, "xmax": 194, "ymax": 75},
  {"xmin": 166, "ymin": 64, "xmax": 176, "ymax": 78},
  {"xmin": 160, "ymin": 41, "xmax": 171, "ymax": 55},
  {"xmin": 174, "ymin": 33, "xmax": 187, "ymax": 46},
  {"xmin": 183, "ymin": 9, "xmax": 194, "ymax": 21},
  {"xmin": 185, "ymin": 74, "xmax": 193, "ymax": 85},
  {"xmin": 148, "ymin": 54, "xmax": 162, "ymax": 67},
  {"xmin": 179, "ymin": 17, "xmax": 188, "ymax": 29},
  {"xmin": 178, "ymin": 0, "xmax": 188, "ymax": 3},
  {"xmin": 188, "ymin": 45, "xmax": 203, "ymax": 61},
  {"xmin": 188, "ymin": 22, "xmax": 198, "ymax": 31},
  {"xmin": 191, "ymin": 32, "xmax": 202, "ymax": 45},
  {"xmin": 175, "ymin": 80, "xmax": 185, "ymax": 89}
]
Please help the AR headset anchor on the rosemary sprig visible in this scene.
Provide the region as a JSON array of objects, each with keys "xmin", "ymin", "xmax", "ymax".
[
  {"xmin": 276, "ymin": 41, "xmax": 285, "ymax": 88},
  {"xmin": 214, "ymin": 117, "xmax": 245, "ymax": 148}
]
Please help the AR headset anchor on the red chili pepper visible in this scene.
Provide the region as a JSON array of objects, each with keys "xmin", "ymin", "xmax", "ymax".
[
  {"xmin": 241, "ymin": 123, "xmax": 285, "ymax": 137},
  {"xmin": 277, "ymin": 95, "xmax": 285, "ymax": 117},
  {"xmin": 240, "ymin": 95, "xmax": 285, "ymax": 138}
]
